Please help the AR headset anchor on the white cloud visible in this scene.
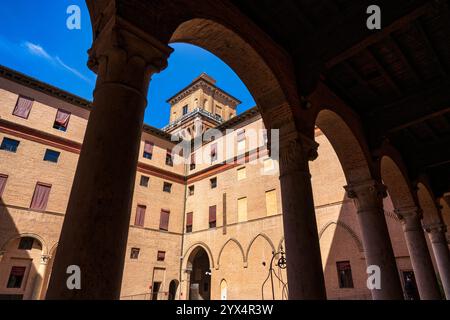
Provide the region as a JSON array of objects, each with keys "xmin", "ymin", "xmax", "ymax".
[
  {"xmin": 23, "ymin": 42, "xmax": 52, "ymax": 60},
  {"xmin": 22, "ymin": 41, "xmax": 92, "ymax": 84},
  {"xmin": 55, "ymin": 56, "xmax": 91, "ymax": 83}
]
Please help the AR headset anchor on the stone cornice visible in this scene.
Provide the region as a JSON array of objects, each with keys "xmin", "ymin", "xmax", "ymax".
[
  {"xmin": 166, "ymin": 77, "xmax": 241, "ymax": 107},
  {"xmin": 0, "ymin": 64, "xmax": 92, "ymax": 111}
]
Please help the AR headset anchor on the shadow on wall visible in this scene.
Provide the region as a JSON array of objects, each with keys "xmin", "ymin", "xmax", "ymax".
[{"xmin": 0, "ymin": 197, "xmax": 44, "ymax": 300}]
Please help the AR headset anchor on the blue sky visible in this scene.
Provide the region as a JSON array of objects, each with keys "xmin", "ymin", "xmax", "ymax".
[{"xmin": 0, "ymin": 0, "xmax": 255, "ymax": 128}]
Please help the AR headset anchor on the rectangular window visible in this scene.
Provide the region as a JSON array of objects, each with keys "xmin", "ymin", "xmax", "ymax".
[
  {"xmin": 143, "ymin": 141, "xmax": 154, "ymax": 159},
  {"xmin": 209, "ymin": 205, "xmax": 217, "ymax": 228},
  {"xmin": 190, "ymin": 153, "xmax": 196, "ymax": 170},
  {"xmin": 237, "ymin": 129, "xmax": 246, "ymax": 151},
  {"xmin": 7, "ymin": 266, "xmax": 26, "ymax": 289},
  {"xmin": 165, "ymin": 149, "xmax": 173, "ymax": 166},
  {"xmin": 157, "ymin": 251, "xmax": 166, "ymax": 262},
  {"xmin": 336, "ymin": 261, "xmax": 354, "ymax": 288},
  {"xmin": 186, "ymin": 212, "xmax": 193, "ymax": 233},
  {"xmin": 215, "ymin": 105, "xmax": 222, "ymax": 119},
  {"xmin": 210, "ymin": 143, "xmax": 217, "ymax": 162},
  {"xmin": 159, "ymin": 209, "xmax": 170, "ymax": 231},
  {"xmin": 30, "ymin": 183, "xmax": 51, "ymax": 211},
  {"xmin": 43, "ymin": 149, "xmax": 60, "ymax": 163},
  {"xmin": 188, "ymin": 185, "xmax": 195, "ymax": 196},
  {"xmin": 130, "ymin": 248, "xmax": 140, "ymax": 259},
  {"xmin": 18, "ymin": 237, "xmax": 34, "ymax": 250},
  {"xmin": 265, "ymin": 189, "xmax": 278, "ymax": 216},
  {"xmin": 134, "ymin": 205, "xmax": 146, "ymax": 227},
  {"xmin": 182, "ymin": 105, "xmax": 188, "ymax": 115},
  {"xmin": 53, "ymin": 109, "xmax": 71, "ymax": 131},
  {"xmin": 163, "ymin": 182, "xmax": 172, "ymax": 193},
  {"xmin": 1, "ymin": 137, "xmax": 20, "ymax": 153},
  {"xmin": 237, "ymin": 167, "xmax": 246, "ymax": 181},
  {"xmin": 210, "ymin": 177, "xmax": 217, "ymax": 189},
  {"xmin": 238, "ymin": 197, "xmax": 248, "ymax": 222},
  {"xmin": 0, "ymin": 174, "xmax": 8, "ymax": 198},
  {"xmin": 12, "ymin": 96, "xmax": 33, "ymax": 119},
  {"xmin": 140, "ymin": 175, "xmax": 149, "ymax": 187}
]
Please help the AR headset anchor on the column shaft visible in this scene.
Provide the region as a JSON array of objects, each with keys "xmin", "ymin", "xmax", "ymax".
[
  {"xmin": 396, "ymin": 208, "xmax": 440, "ymax": 299},
  {"xmin": 46, "ymin": 21, "xmax": 171, "ymax": 299},
  {"xmin": 279, "ymin": 133, "xmax": 326, "ymax": 299},
  {"xmin": 425, "ymin": 223, "xmax": 450, "ymax": 299},
  {"xmin": 345, "ymin": 180, "xmax": 403, "ymax": 299}
]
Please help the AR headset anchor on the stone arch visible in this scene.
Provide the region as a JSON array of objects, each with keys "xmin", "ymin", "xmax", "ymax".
[
  {"xmin": 183, "ymin": 242, "xmax": 215, "ymax": 270},
  {"xmin": 170, "ymin": 18, "xmax": 300, "ymax": 131},
  {"xmin": 1, "ymin": 233, "xmax": 47, "ymax": 255},
  {"xmin": 87, "ymin": 2, "xmax": 302, "ymax": 130},
  {"xmin": 313, "ymin": 105, "xmax": 373, "ymax": 184},
  {"xmin": 216, "ymin": 238, "xmax": 246, "ymax": 270},
  {"xmin": 416, "ymin": 178, "xmax": 443, "ymax": 226},
  {"xmin": 245, "ymin": 233, "xmax": 276, "ymax": 262},
  {"xmin": 379, "ymin": 154, "xmax": 417, "ymax": 210},
  {"xmin": 319, "ymin": 221, "xmax": 364, "ymax": 253}
]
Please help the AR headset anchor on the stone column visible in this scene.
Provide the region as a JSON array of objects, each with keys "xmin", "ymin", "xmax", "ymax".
[
  {"xmin": 31, "ymin": 254, "xmax": 51, "ymax": 300},
  {"xmin": 279, "ymin": 131, "xmax": 326, "ymax": 299},
  {"xmin": 345, "ymin": 180, "xmax": 403, "ymax": 299},
  {"xmin": 424, "ymin": 223, "xmax": 450, "ymax": 299},
  {"xmin": 395, "ymin": 207, "xmax": 441, "ymax": 299},
  {"xmin": 46, "ymin": 18, "xmax": 172, "ymax": 299}
]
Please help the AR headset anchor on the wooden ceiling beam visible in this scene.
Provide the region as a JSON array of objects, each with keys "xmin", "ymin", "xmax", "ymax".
[{"xmin": 325, "ymin": 2, "xmax": 434, "ymax": 68}]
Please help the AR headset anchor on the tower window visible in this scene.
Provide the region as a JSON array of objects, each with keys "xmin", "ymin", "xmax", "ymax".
[
  {"xmin": 188, "ymin": 185, "xmax": 195, "ymax": 196},
  {"xmin": 182, "ymin": 105, "xmax": 188, "ymax": 115}
]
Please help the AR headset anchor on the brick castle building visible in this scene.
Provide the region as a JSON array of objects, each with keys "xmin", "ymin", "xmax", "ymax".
[{"xmin": 0, "ymin": 65, "xmax": 442, "ymax": 300}]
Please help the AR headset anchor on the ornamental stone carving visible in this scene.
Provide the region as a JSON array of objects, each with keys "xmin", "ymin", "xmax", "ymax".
[
  {"xmin": 394, "ymin": 206, "xmax": 423, "ymax": 232},
  {"xmin": 344, "ymin": 180, "xmax": 387, "ymax": 213}
]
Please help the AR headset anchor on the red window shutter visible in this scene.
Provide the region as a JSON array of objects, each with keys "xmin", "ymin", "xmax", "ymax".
[
  {"xmin": 160, "ymin": 209, "xmax": 170, "ymax": 231},
  {"xmin": 0, "ymin": 174, "xmax": 8, "ymax": 198},
  {"xmin": 186, "ymin": 212, "xmax": 193, "ymax": 227},
  {"xmin": 30, "ymin": 183, "xmax": 51, "ymax": 211},
  {"xmin": 135, "ymin": 205, "xmax": 146, "ymax": 226},
  {"xmin": 13, "ymin": 96, "xmax": 33, "ymax": 118},
  {"xmin": 237, "ymin": 129, "xmax": 246, "ymax": 141},
  {"xmin": 209, "ymin": 206, "xmax": 216, "ymax": 223},
  {"xmin": 144, "ymin": 141, "xmax": 154, "ymax": 153},
  {"xmin": 10, "ymin": 266, "xmax": 26, "ymax": 276},
  {"xmin": 55, "ymin": 109, "xmax": 71, "ymax": 127}
]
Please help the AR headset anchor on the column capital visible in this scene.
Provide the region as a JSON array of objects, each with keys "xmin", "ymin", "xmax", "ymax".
[
  {"xmin": 394, "ymin": 206, "xmax": 423, "ymax": 231},
  {"xmin": 87, "ymin": 15, "xmax": 173, "ymax": 98},
  {"xmin": 344, "ymin": 180, "xmax": 387, "ymax": 200},
  {"xmin": 344, "ymin": 180, "xmax": 387, "ymax": 213},
  {"xmin": 424, "ymin": 222, "xmax": 447, "ymax": 234},
  {"xmin": 424, "ymin": 223, "xmax": 447, "ymax": 244},
  {"xmin": 279, "ymin": 130, "xmax": 318, "ymax": 177}
]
